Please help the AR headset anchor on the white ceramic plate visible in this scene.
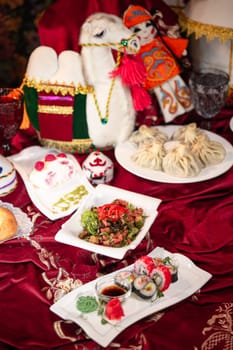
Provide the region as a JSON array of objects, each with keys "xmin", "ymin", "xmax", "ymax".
[
  {"xmin": 8, "ymin": 146, "xmax": 93, "ymax": 220},
  {"xmin": 55, "ymin": 184, "xmax": 161, "ymax": 259},
  {"xmin": 50, "ymin": 246, "xmax": 212, "ymax": 347},
  {"xmin": 0, "ymin": 200, "xmax": 33, "ymax": 243},
  {"xmin": 115, "ymin": 125, "xmax": 233, "ymax": 183},
  {"xmin": 230, "ymin": 116, "xmax": 233, "ymax": 132}
]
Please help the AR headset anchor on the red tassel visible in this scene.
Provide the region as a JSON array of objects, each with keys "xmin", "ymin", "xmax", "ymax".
[
  {"xmin": 110, "ymin": 54, "xmax": 151, "ymax": 111},
  {"xmin": 110, "ymin": 54, "xmax": 146, "ymax": 86},
  {"xmin": 131, "ymin": 85, "xmax": 152, "ymax": 111}
]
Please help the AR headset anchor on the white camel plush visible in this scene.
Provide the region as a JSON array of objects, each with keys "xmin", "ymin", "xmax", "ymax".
[
  {"xmin": 24, "ymin": 12, "xmax": 142, "ymax": 149},
  {"xmin": 25, "ymin": 46, "xmax": 84, "ymax": 85},
  {"xmin": 79, "ymin": 12, "xmax": 140, "ymax": 148}
]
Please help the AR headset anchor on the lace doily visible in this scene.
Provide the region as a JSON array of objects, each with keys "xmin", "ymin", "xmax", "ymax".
[{"xmin": 0, "ymin": 200, "xmax": 33, "ymax": 243}]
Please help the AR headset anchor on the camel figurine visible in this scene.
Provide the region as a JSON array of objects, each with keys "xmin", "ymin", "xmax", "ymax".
[{"xmin": 23, "ymin": 12, "xmax": 146, "ymax": 152}]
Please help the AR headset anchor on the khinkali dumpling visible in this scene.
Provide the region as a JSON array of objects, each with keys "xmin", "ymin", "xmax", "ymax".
[
  {"xmin": 129, "ymin": 124, "xmax": 168, "ymax": 145},
  {"xmin": 172, "ymin": 123, "xmax": 203, "ymax": 145},
  {"xmin": 191, "ymin": 134, "xmax": 226, "ymax": 166},
  {"xmin": 162, "ymin": 143, "xmax": 201, "ymax": 177},
  {"xmin": 131, "ymin": 140, "xmax": 165, "ymax": 170}
]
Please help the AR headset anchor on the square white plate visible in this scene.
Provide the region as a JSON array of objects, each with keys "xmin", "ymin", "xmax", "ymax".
[
  {"xmin": 50, "ymin": 247, "xmax": 212, "ymax": 347},
  {"xmin": 8, "ymin": 146, "xmax": 93, "ymax": 220},
  {"xmin": 55, "ymin": 184, "xmax": 161, "ymax": 259}
]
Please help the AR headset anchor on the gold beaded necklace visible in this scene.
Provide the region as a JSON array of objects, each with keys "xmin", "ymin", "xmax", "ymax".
[{"xmin": 81, "ymin": 37, "xmax": 136, "ymax": 124}]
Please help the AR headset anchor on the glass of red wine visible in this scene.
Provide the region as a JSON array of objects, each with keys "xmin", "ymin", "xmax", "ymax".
[{"xmin": 0, "ymin": 88, "xmax": 23, "ymax": 155}]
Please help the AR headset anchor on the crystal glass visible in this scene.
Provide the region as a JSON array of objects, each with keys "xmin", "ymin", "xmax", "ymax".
[
  {"xmin": 0, "ymin": 88, "xmax": 23, "ymax": 155},
  {"xmin": 189, "ymin": 68, "xmax": 229, "ymax": 129}
]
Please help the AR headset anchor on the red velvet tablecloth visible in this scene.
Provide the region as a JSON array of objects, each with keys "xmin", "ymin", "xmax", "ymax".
[{"xmin": 0, "ymin": 108, "xmax": 233, "ymax": 350}]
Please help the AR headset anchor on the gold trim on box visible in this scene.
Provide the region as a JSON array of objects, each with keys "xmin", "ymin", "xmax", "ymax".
[
  {"xmin": 179, "ymin": 11, "xmax": 233, "ymax": 43},
  {"xmin": 38, "ymin": 105, "xmax": 74, "ymax": 115},
  {"xmin": 23, "ymin": 77, "xmax": 93, "ymax": 96},
  {"xmin": 37, "ymin": 132, "xmax": 93, "ymax": 153}
]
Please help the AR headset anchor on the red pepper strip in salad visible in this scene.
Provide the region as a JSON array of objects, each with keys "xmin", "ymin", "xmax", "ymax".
[{"xmin": 97, "ymin": 203, "xmax": 129, "ymax": 222}]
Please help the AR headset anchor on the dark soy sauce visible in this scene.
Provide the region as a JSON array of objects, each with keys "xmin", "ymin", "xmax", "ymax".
[{"xmin": 101, "ymin": 285, "xmax": 127, "ymax": 297}]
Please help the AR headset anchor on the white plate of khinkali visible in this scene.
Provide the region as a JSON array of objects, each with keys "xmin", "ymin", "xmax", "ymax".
[{"xmin": 115, "ymin": 124, "xmax": 233, "ymax": 183}]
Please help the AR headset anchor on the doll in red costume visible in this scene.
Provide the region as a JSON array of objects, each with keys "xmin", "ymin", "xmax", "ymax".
[{"xmin": 123, "ymin": 5, "xmax": 193, "ymax": 123}]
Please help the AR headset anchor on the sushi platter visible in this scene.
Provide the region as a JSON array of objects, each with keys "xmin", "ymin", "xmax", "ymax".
[{"xmin": 50, "ymin": 247, "xmax": 212, "ymax": 347}]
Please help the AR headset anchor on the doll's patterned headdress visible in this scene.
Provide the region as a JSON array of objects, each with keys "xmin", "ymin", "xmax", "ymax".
[{"xmin": 123, "ymin": 5, "xmax": 153, "ymax": 28}]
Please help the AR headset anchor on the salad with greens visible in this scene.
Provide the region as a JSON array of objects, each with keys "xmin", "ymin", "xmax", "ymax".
[{"xmin": 79, "ymin": 199, "xmax": 146, "ymax": 247}]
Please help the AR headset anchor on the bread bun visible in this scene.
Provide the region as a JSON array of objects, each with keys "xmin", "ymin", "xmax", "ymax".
[{"xmin": 0, "ymin": 206, "xmax": 18, "ymax": 240}]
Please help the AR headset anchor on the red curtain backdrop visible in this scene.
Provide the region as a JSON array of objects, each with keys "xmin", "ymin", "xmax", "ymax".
[{"xmin": 38, "ymin": 0, "xmax": 179, "ymax": 54}]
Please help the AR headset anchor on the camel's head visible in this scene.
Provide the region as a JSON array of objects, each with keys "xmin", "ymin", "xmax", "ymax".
[{"xmin": 79, "ymin": 12, "xmax": 140, "ymax": 54}]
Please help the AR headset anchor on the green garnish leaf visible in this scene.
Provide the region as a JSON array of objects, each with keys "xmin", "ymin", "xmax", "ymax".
[
  {"xmin": 157, "ymin": 290, "xmax": 164, "ymax": 298},
  {"xmin": 162, "ymin": 256, "xmax": 172, "ymax": 265},
  {"xmin": 101, "ymin": 318, "xmax": 108, "ymax": 325},
  {"xmin": 81, "ymin": 209, "xmax": 99, "ymax": 235}
]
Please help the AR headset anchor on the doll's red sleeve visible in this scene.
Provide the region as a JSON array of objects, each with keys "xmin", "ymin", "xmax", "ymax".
[{"xmin": 162, "ymin": 36, "xmax": 188, "ymax": 58}]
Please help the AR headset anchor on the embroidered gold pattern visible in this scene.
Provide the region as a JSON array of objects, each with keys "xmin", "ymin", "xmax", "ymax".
[
  {"xmin": 23, "ymin": 76, "xmax": 93, "ymax": 95},
  {"xmin": 22, "ymin": 209, "xmax": 89, "ymax": 344},
  {"xmin": 179, "ymin": 11, "xmax": 233, "ymax": 43},
  {"xmin": 54, "ymin": 320, "xmax": 81, "ymax": 342},
  {"xmin": 37, "ymin": 132, "xmax": 113, "ymax": 154},
  {"xmin": 38, "ymin": 105, "xmax": 74, "ymax": 115},
  {"xmin": 41, "ymin": 268, "xmax": 83, "ymax": 302},
  {"xmin": 37, "ymin": 132, "xmax": 93, "ymax": 153},
  {"xmin": 147, "ymin": 311, "xmax": 165, "ymax": 323},
  {"xmin": 198, "ymin": 303, "xmax": 233, "ymax": 350}
]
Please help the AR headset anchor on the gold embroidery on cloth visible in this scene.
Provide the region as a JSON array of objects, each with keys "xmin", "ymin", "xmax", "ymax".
[
  {"xmin": 197, "ymin": 303, "xmax": 233, "ymax": 350},
  {"xmin": 147, "ymin": 311, "xmax": 165, "ymax": 322},
  {"xmin": 179, "ymin": 11, "xmax": 233, "ymax": 43},
  {"xmin": 38, "ymin": 105, "xmax": 74, "ymax": 115},
  {"xmin": 54, "ymin": 320, "xmax": 81, "ymax": 342},
  {"xmin": 23, "ymin": 208, "xmax": 87, "ymax": 343},
  {"xmin": 41, "ymin": 268, "xmax": 82, "ymax": 302}
]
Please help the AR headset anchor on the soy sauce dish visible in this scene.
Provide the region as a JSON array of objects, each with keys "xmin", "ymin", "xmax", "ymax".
[{"xmin": 95, "ymin": 276, "xmax": 132, "ymax": 303}]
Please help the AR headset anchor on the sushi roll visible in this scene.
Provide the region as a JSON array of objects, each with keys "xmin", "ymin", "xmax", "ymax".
[
  {"xmin": 133, "ymin": 274, "xmax": 151, "ymax": 292},
  {"xmin": 153, "ymin": 256, "xmax": 179, "ymax": 283},
  {"xmin": 167, "ymin": 264, "xmax": 178, "ymax": 283},
  {"xmin": 152, "ymin": 257, "xmax": 163, "ymax": 266},
  {"xmin": 133, "ymin": 275, "xmax": 157, "ymax": 299},
  {"xmin": 151, "ymin": 265, "xmax": 171, "ymax": 292},
  {"xmin": 161, "ymin": 256, "xmax": 179, "ymax": 283},
  {"xmin": 134, "ymin": 256, "xmax": 155, "ymax": 276},
  {"xmin": 139, "ymin": 281, "xmax": 157, "ymax": 299},
  {"xmin": 167, "ymin": 257, "xmax": 179, "ymax": 283},
  {"xmin": 114, "ymin": 270, "xmax": 136, "ymax": 288}
]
